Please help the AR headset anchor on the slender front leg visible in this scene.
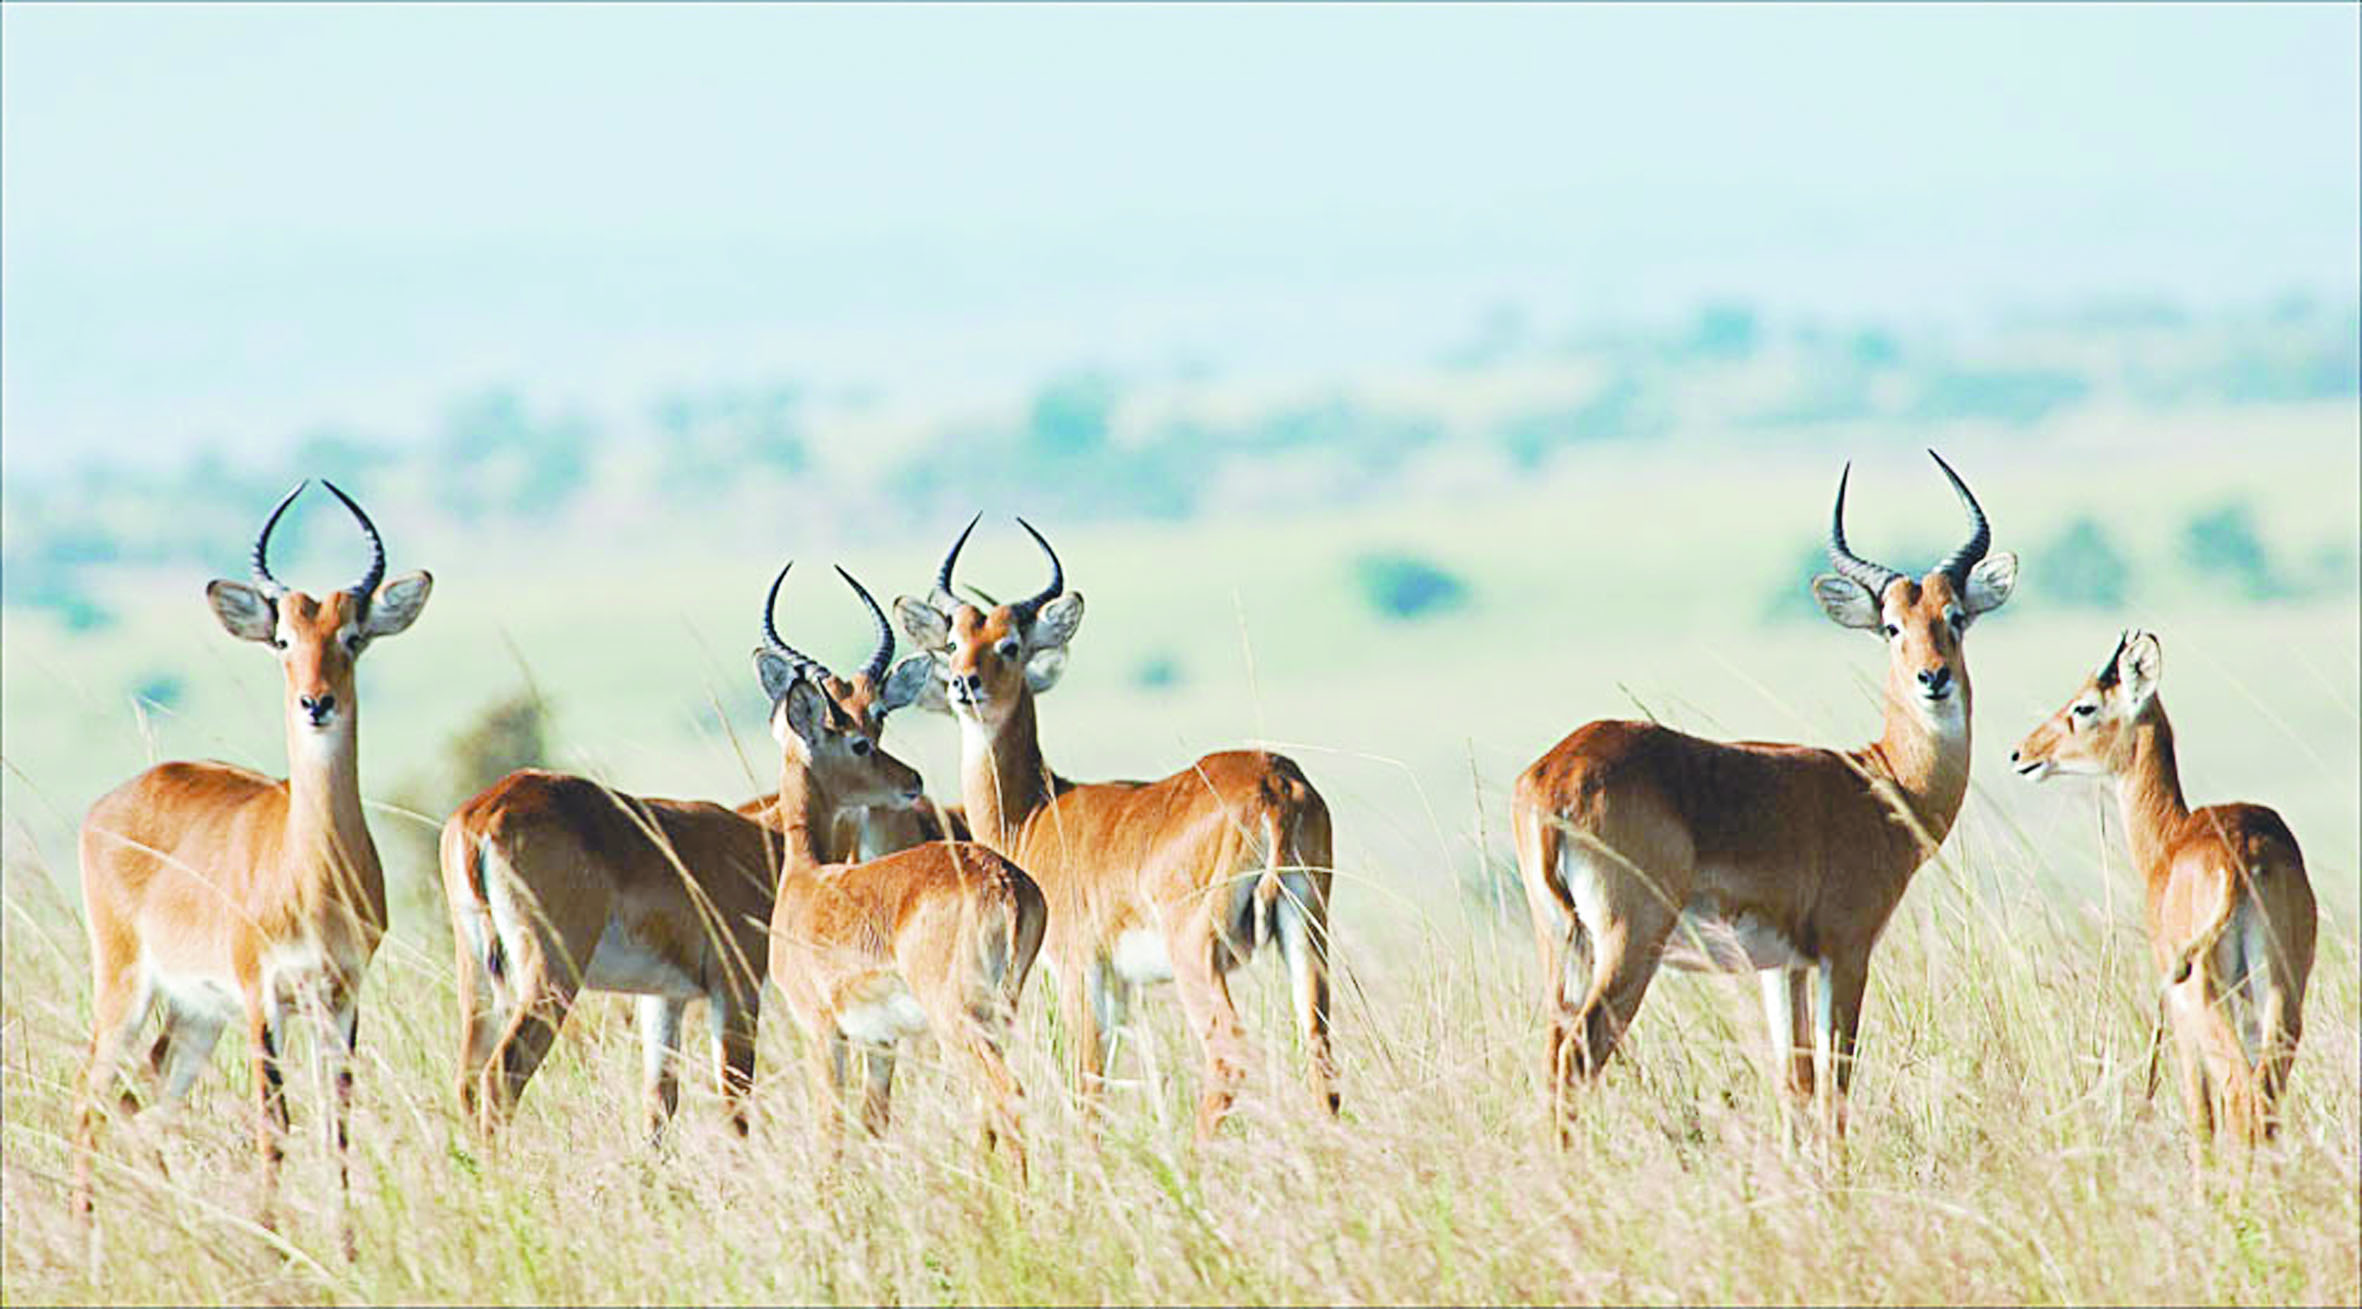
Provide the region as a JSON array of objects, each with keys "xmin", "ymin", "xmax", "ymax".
[
  {"xmin": 708, "ymin": 990, "xmax": 759, "ymax": 1138},
  {"xmin": 325, "ymin": 985, "xmax": 360, "ymax": 1261},
  {"xmin": 1811, "ymin": 955, "xmax": 1869, "ymax": 1155},
  {"xmin": 637, "ymin": 996, "xmax": 687, "ymax": 1140},
  {"xmin": 1759, "ymin": 966, "xmax": 1813, "ymax": 1153},
  {"xmin": 246, "ymin": 993, "xmax": 291, "ymax": 1232},
  {"xmin": 1167, "ymin": 920, "xmax": 1249, "ymax": 1144},
  {"xmin": 1275, "ymin": 874, "xmax": 1339, "ymax": 1116}
]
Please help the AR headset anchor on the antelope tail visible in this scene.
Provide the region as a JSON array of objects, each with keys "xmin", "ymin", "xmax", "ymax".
[
  {"xmin": 473, "ymin": 833, "xmax": 508, "ymax": 984},
  {"xmin": 1252, "ymin": 814, "xmax": 1285, "ymax": 951},
  {"xmin": 2169, "ymin": 865, "xmax": 2243, "ymax": 987}
]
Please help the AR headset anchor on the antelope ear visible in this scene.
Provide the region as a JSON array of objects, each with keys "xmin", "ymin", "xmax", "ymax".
[
  {"xmin": 207, "ymin": 580, "xmax": 278, "ymax": 643},
  {"xmin": 895, "ymin": 596, "xmax": 951, "ymax": 651},
  {"xmin": 780, "ymin": 675, "xmax": 829, "ymax": 744},
  {"xmin": 2118, "ymin": 630, "xmax": 2162, "ymax": 706},
  {"xmin": 363, "ymin": 570, "xmax": 433, "ymax": 638},
  {"xmin": 1812, "ymin": 574, "xmax": 1883, "ymax": 631},
  {"xmin": 1023, "ymin": 647, "xmax": 1069, "ymax": 695},
  {"xmin": 1962, "ymin": 551, "xmax": 2017, "ymax": 617},
  {"xmin": 753, "ymin": 648, "xmax": 801, "ymax": 706},
  {"xmin": 1027, "ymin": 591, "xmax": 1085, "ymax": 653},
  {"xmin": 879, "ymin": 654, "xmax": 942, "ymax": 715}
]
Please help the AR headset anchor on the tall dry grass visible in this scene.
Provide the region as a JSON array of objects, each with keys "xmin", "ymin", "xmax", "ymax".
[{"xmin": 4, "ymin": 809, "xmax": 2355, "ymax": 1305}]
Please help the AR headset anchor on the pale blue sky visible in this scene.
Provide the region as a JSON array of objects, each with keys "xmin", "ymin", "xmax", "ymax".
[{"xmin": 4, "ymin": 3, "xmax": 2356, "ymax": 470}]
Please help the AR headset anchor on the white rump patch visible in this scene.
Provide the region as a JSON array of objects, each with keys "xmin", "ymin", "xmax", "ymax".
[
  {"xmin": 1112, "ymin": 928, "xmax": 1174, "ymax": 985},
  {"xmin": 582, "ymin": 915, "xmax": 701, "ymax": 998},
  {"xmin": 837, "ymin": 976, "xmax": 930, "ymax": 1047},
  {"xmin": 1662, "ymin": 900, "xmax": 1810, "ymax": 973}
]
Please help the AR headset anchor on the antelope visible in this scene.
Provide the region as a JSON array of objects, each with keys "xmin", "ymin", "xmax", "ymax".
[
  {"xmin": 438, "ymin": 565, "xmax": 928, "ymax": 1138},
  {"xmin": 754, "ymin": 562, "xmax": 1045, "ymax": 1170},
  {"xmin": 2012, "ymin": 630, "xmax": 2317, "ymax": 1151},
  {"xmin": 1511, "ymin": 451, "xmax": 2016, "ymax": 1148},
  {"xmin": 72, "ymin": 481, "xmax": 432, "ymax": 1256},
  {"xmin": 734, "ymin": 566, "xmax": 968, "ymax": 857},
  {"xmin": 893, "ymin": 517, "xmax": 1338, "ymax": 1143}
]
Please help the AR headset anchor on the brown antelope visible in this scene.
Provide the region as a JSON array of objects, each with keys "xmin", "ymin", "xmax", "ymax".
[
  {"xmin": 735, "ymin": 565, "xmax": 968, "ymax": 857},
  {"xmin": 893, "ymin": 517, "xmax": 1338, "ymax": 1143},
  {"xmin": 754, "ymin": 562, "xmax": 1045, "ymax": 1170},
  {"xmin": 438, "ymin": 564, "xmax": 930, "ymax": 1138},
  {"xmin": 2012, "ymin": 630, "xmax": 2317, "ymax": 1151},
  {"xmin": 72, "ymin": 481, "xmax": 431, "ymax": 1255},
  {"xmin": 1511, "ymin": 451, "xmax": 2016, "ymax": 1148}
]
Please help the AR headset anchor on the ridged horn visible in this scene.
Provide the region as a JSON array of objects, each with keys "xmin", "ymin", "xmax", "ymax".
[
  {"xmin": 758, "ymin": 561, "xmax": 831, "ymax": 683},
  {"xmin": 1826, "ymin": 462, "xmax": 1905, "ymax": 601},
  {"xmin": 836, "ymin": 565, "xmax": 895, "ymax": 687},
  {"xmin": 1008, "ymin": 516, "xmax": 1064, "ymax": 626},
  {"xmin": 249, "ymin": 480, "xmax": 307, "ymax": 599},
  {"xmin": 320, "ymin": 479, "xmax": 386, "ymax": 601},
  {"xmin": 930, "ymin": 512, "xmax": 982, "ymax": 612},
  {"xmin": 1928, "ymin": 449, "xmax": 1991, "ymax": 587}
]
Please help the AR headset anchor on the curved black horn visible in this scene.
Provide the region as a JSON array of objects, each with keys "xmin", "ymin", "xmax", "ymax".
[
  {"xmin": 320, "ymin": 479, "xmax": 386, "ymax": 600},
  {"xmin": 758, "ymin": 561, "xmax": 831, "ymax": 682},
  {"xmin": 930, "ymin": 512, "xmax": 982, "ymax": 611},
  {"xmin": 835, "ymin": 565, "xmax": 895, "ymax": 686},
  {"xmin": 1008, "ymin": 516, "xmax": 1064, "ymax": 626},
  {"xmin": 1826, "ymin": 462, "xmax": 1906, "ymax": 601},
  {"xmin": 250, "ymin": 480, "xmax": 307, "ymax": 598},
  {"xmin": 1928, "ymin": 449, "xmax": 1991, "ymax": 587}
]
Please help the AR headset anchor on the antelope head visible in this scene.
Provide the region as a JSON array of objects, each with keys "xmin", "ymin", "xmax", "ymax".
[
  {"xmin": 2011, "ymin": 630, "xmax": 2162, "ymax": 782},
  {"xmin": 752, "ymin": 561, "xmax": 927, "ymax": 811},
  {"xmin": 204, "ymin": 480, "xmax": 432, "ymax": 741},
  {"xmin": 891, "ymin": 514, "xmax": 1085, "ymax": 728},
  {"xmin": 1811, "ymin": 450, "xmax": 2017, "ymax": 728}
]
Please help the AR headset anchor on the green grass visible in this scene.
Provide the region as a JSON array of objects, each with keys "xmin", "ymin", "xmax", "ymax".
[{"xmin": 4, "ymin": 417, "xmax": 2357, "ymax": 1303}]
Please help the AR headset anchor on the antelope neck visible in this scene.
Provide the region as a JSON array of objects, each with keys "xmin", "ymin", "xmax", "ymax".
[
  {"xmin": 281, "ymin": 710, "xmax": 382, "ymax": 920},
  {"xmin": 958, "ymin": 689, "xmax": 1055, "ymax": 852},
  {"xmin": 2111, "ymin": 700, "xmax": 2191, "ymax": 887},
  {"xmin": 1855, "ymin": 668, "xmax": 1975, "ymax": 857}
]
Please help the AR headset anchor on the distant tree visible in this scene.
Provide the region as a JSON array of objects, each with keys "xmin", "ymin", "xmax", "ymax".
[
  {"xmin": 2039, "ymin": 517, "xmax": 2134, "ymax": 608},
  {"xmin": 2182, "ymin": 501, "xmax": 2286, "ymax": 600},
  {"xmin": 1353, "ymin": 552, "xmax": 1469, "ymax": 622}
]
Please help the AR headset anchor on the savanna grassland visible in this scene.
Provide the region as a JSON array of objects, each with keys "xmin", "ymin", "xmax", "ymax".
[{"xmin": 4, "ymin": 418, "xmax": 2357, "ymax": 1304}]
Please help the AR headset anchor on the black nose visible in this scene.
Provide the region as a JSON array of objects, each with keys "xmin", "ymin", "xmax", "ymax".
[
  {"xmin": 1918, "ymin": 667, "xmax": 1951, "ymax": 693},
  {"xmin": 300, "ymin": 693, "xmax": 335, "ymax": 723}
]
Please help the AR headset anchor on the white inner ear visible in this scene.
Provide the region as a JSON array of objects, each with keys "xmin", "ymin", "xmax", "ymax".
[
  {"xmin": 894, "ymin": 596, "xmax": 951, "ymax": 651},
  {"xmin": 364, "ymin": 570, "xmax": 434, "ymax": 638},
  {"xmin": 1028, "ymin": 592, "xmax": 1085, "ymax": 653},
  {"xmin": 1811, "ymin": 575, "xmax": 1883, "ymax": 631},
  {"xmin": 206, "ymin": 580, "xmax": 278, "ymax": 643},
  {"xmin": 1023, "ymin": 647, "xmax": 1069, "ymax": 695},
  {"xmin": 1963, "ymin": 552, "xmax": 2017, "ymax": 616},
  {"xmin": 879, "ymin": 655, "xmax": 936, "ymax": 714},
  {"xmin": 2120, "ymin": 635, "xmax": 2162, "ymax": 704}
]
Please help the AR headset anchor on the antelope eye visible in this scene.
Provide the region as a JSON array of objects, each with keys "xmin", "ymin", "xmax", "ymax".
[
  {"xmin": 994, "ymin": 637, "xmax": 1021, "ymax": 660},
  {"xmin": 1880, "ymin": 623, "xmax": 1900, "ymax": 640},
  {"xmin": 849, "ymin": 737, "xmax": 873, "ymax": 756},
  {"xmin": 270, "ymin": 634, "xmax": 289, "ymax": 651},
  {"xmin": 1945, "ymin": 608, "xmax": 1965, "ymax": 630},
  {"xmin": 2072, "ymin": 703, "xmax": 2097, "ymax": 719}
]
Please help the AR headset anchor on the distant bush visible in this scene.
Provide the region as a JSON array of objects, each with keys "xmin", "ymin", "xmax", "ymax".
[
  {"xmin": 1133, "ymin": 652, "xmax": 1183, "ymax": 692},
  {"xmin": 1353, "ymin": 552, "xmax": 1469, "ymax": 622},
  {"xmin": 2037, "ymin": 517, "xmax": 2134, "ymax": 608},
  {"xmin": 2181, "ymin": 501, "xmax": 2286, "ymax": 600}
]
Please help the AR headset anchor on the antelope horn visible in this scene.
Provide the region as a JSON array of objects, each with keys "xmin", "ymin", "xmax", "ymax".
[
  {"xmin": 1826, "ymin": 462, "xmax": 1905, "ymax": 601},
  {"xmin": 1928, "ymin": 449, "xmax": 1991, "ymax": 587},
  {"xmin": 320, "ymin": 479, "xmax": 386, "ymax": 601},
  {"xmin": 835, "ymin": 565, "xmax": 895, "ymax": 687},
  {"xmin": 758, "ymin": 561, "xmax": 832, "ymax": 683},
  {"xmin": 930, "ymin": 512, "xmax": 983, "ymax": 612},
  {"xmin": 250, "ymin": 480, "xmax": 307, "ymax": 599},
  {"xmin": 1009, "ymin": 516, "xmax": 1064, "ymax": 626}
]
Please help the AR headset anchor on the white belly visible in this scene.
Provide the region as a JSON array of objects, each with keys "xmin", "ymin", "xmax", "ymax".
[
  {"xmin": 148, "ymin": 961, "xmax": 245, "ymax": 1026},
  {"xmin": 582, "ymin": 916, "xmax": 702, "ymax": 998},
  {"xmin": 837, "ymin": 977, "xmax": 930, "ymax": 1047},
  {"xmin": 1113, "ymin": 928, "xmax": 1173, "ymax": 985},
  {"xmin": 1661, "ymin": 902, "xmax": 1809, "ymax": 973}
]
